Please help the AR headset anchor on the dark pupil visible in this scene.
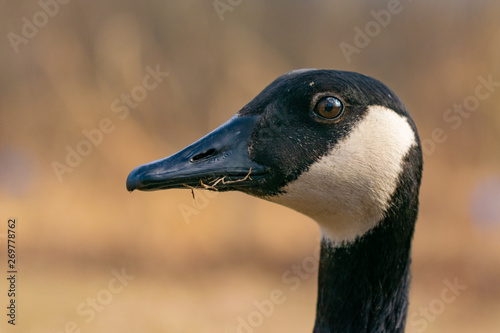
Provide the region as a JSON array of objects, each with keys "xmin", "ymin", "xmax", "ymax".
[
  {"xmin": 324, "ymin": 100, "xmax": 335, "ymax": 112},
  {"xmin": 323, "ymin": 97, "xmax": 339, "ymax": 113}
]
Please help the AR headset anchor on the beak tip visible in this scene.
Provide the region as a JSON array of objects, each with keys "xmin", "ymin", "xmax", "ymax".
[
  {"xmin": 126, "ymin": 168, "xmax": 141, "ymax": 192},
  {"xmin": 126, "ymin": 181, "xmax": 136, "ymax": 192}
]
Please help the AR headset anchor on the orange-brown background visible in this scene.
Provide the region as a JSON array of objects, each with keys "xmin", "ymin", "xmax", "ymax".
[{"xmin": 1, "ymin": 1, "xmax": 499, "ymax": 332}]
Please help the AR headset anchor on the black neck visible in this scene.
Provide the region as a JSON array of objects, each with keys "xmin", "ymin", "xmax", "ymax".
[{"xmin": 313, "ymin": 202, "xmax": 418, "ymax": 333}]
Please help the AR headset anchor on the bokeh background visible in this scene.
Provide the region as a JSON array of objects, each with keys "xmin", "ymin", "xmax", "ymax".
[{"xmin": 1, "ymin": 1, "xmax": 500, "ymax": 332}]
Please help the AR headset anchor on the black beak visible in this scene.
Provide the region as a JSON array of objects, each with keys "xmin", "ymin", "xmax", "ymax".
[{"xmin": 126, "ymin": 115, "xmax": 268, "ymax": 192}]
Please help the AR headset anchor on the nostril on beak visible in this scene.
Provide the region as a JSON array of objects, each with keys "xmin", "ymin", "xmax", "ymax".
[{"xmin": 190, "ymin": 148, "xmax": 217, "ymax": 162}]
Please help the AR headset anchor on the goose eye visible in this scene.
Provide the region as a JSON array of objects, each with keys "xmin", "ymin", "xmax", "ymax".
[{"xmin": 314, "ymin": 96, "xmax": 343, "ymax": 120}]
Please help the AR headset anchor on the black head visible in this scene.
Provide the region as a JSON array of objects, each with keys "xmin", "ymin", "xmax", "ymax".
[{"xmin": 126, "ymin": 69, "xmax": 422, "ymax": 243}]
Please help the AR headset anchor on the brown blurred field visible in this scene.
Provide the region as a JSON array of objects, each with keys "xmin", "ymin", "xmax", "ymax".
[{"xmin": 1, "ymin": 1, "xmax": 500, "ymax": 332}]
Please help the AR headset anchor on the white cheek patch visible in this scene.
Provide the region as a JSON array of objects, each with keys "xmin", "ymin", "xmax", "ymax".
[{"xmin": 267, "ymin": 105, "xmax": 417, "ymax": 245}]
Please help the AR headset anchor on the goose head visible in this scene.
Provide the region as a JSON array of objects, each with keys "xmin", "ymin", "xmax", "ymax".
[{"xmin": 127, "ymin": 69, "xmax": 422, "ymax": 245}]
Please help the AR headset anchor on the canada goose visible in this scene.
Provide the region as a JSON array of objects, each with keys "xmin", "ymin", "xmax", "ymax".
[{"xmin": 126, "ymin": 69, "xmax": 423, "ymax": 332}]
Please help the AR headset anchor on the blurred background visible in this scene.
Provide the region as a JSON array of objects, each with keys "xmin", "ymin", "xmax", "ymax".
[{"xmin": 1, "ymin": 0, "xmax": 500, "ymax": 332}]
